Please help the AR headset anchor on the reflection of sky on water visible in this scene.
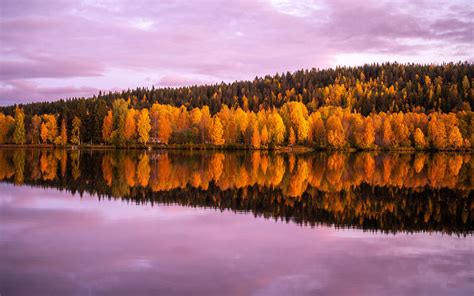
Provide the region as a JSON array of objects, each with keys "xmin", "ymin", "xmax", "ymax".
[{"xmin": 0, "ymin": 183, "xmax": 473, "ymax": 296}]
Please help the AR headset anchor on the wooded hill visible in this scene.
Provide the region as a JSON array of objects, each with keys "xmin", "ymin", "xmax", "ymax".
[{"xmin": 0, "ymin": 62, "xmax": 473, "ymax": 146}]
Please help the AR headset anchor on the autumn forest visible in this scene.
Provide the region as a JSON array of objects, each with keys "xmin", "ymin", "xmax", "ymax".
[{"xmin": 0, "ymin": 62, "xmax": 473, "ymax": 150}]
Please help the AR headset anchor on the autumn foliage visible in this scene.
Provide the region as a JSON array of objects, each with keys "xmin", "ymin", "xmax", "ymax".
[{"xmin": 0, "ymin": 99, "xmax": 473, "ymax": 151}]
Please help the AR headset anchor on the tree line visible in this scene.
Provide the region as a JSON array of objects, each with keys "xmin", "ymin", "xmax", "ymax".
[
  {"xmin": 1, "ymin": 99, "xmax": 473, "ymax": 150},
  {"xmin": 0, "ymin": 62, "xmax": 472, "ymax": 148}
]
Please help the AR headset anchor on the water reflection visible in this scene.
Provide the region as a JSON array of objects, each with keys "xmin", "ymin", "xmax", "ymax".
[
  {"xmin": 0, "ymin": 148, "xmax": 472, "ymax": 234},
  {"xmin": 1, "ymin": 184, "xmax": 472, "ymax": 295}
]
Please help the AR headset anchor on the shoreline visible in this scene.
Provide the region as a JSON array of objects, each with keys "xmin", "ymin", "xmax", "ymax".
[{"xmin": 0, "ymin": 143, "xmax": 472, "ymax": 152}]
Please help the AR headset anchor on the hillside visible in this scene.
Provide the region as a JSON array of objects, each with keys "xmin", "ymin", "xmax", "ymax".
[{"xmin": 0, "ymin": 62, "xmax": 473, "ymax": 147}]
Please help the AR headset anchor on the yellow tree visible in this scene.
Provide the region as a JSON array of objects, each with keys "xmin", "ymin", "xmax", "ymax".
[
  {"xmin": 414, "ymin": 128, "xmax": 426, "ymax": 149},
  {"xmin": 0, "ymin": 113, "xmax": 7, "ymax": 144},
  {"xmin": 235, "ymin": 108, "xmax": 249, "ymax": 142},
  {"xmin": 40, "ymin": 123, "xmax": 48, "ymax": 144},
  {"xmin": 311, "ymin": 115, "xmax": 326, "ymax": 148},
  {"xmin": 102, "ymin": 110, "xmax": 113, "ymax": 143},
  {"xmin": 218, "ymin": 106, "xmax": 238, "ymax": 144},
  {"xmin": 241, "ymin": 95, "xmax": 249, "ymax": 111},
  {"xmin": 199, "ymin": 106, "xmax": 211, "ymax": 143},
  {"xmin": 157, "ymin": 109, "xmax": 172, "ymax": 144},
  {"xmin": 352, "ymin": 115, "xmax": 365, "ymax": 148},
  {"xmin": 391, "ymin": 113, "xmax": 409, "ymax": 146},
  {"xmin": 250, "ymin": 122, "xmax": 261, "ymax": 148},
  {"xmin": 47, "ymin": 115, "xmax": 58, "ymax": 143},
  {"xmin": 124, "ymin": 108, "xmax": 137, "ymax": 142},
  {"xmin": 137, "ymin": 108, "xmax": 151, "ymax": 145},
  {"xmin": 355, "ymin": 117, "xmax": 375, "ymax": 149},
  {"xmin": 364, "ymin": 118, "xmax": 375, "ymax": 149},
  {"xmin": 177, "ymin": 106, "xmax": 190, "ymax": 131},
  {"xmin": 326, "ymin": 115, "xmax": 345, "ymax": 148},
  {"xmin": 428, "ymin": 116, "xmax": 446, "ymax": 150},
  {"xmin": 261, "ymin": 125, "xmax": 269, "ymax": 146},
  {"xmin": 42, "ymin": 114, "xmax": 57, "ymax": 144},
  {"xmin": 280, "ymin": 102, "xmax": 309, "ymax": 143},
  {"xmin": 269, "ymin": 110, "xmax": 285, "ymax": 146},
  {"xmin": 209, "ymin": 116, "xmax": 225, "ymax": 146},
  {"xmin": 13, "ymin": 107, "xmax": 26, "ymax": 144},
  {"xmin": 189, "ymin": 108, "xmax": 202, "ymax": 127},
  {"xmin": 381, "ymin": 119, "xmax": 394, "ymax": 148},
  {"xmin": 110, "ymin": 98, "xmax": 129, "ymax": 146},
  {"xmin": 2, "ymin": 115, "xmax": 16, "ymax": 143},
  {"xmin": 448, "ymin": 127, "xmax": 463, "ymax": 149}
]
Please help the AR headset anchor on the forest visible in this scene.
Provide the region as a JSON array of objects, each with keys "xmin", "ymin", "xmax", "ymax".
[{"xmin": 0, "ymin": 62, "xmax": 473, "ymax": 150}]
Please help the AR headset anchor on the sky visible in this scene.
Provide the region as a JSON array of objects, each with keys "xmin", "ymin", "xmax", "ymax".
[{"xmin": 0, "ymin": 0, "xmax": 473, "ymax": 106}]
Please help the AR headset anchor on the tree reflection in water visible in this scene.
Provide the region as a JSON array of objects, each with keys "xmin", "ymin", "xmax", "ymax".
[{"xmin": 0, "ymin": 148, "xmax": 472, "ymax": 235}]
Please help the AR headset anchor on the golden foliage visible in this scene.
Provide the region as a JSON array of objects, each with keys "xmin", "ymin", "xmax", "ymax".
[
  {"xmin": 209, "ymin": 117, "xmax": 225, "ymax": 146},
  {"xmin": 102, "ymin": 110, "xmax": 113, "ymax": 143},
  {"xmin": 326, "ymin": 115, "xmax": 345, "ymax": 148},
  {"xmin": 137, "ymin": 108, "xmax": 151, "ymax": 145}
]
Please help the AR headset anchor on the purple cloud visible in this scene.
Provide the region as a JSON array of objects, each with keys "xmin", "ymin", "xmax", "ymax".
[
  {"xmin": 0, "ymin": 0, "xmax": 472, "ymax": 105},
  {"xmin": 0, "ymin": 80, "xmax": 99, "ymax": 105},
  {"xmin": 156, "ymin": 75, "xmax": 215, "ymax": 87},
  {"xmin": 0, "ymin": 57, "xmax": 103, "ymax": 80}
]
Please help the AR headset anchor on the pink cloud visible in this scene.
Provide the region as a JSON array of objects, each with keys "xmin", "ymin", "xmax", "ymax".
[
  {"xmin": 0, "ymin": 57, "xmax": 103, "ymax": 80},
  {"xmin": 0, "ymin": 0, "xmax": 472, "ymax": 103},
  {"xmin": 0, "ymin": 80, "xmax": 99, "ymax": 105},
  {"xmin": 156, "ymin": 75, "xmax": 216, "ymax": 87}
]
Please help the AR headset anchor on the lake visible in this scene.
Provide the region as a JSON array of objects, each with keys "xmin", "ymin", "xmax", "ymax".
[{"xmin": 0, "ymin": 148, "xmax": 473, "ymax": 295}]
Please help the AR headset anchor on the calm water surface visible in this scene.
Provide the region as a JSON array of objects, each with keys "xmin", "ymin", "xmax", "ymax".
[{"xmin": 0, "ymin": 149, "xmax": 473, "ymax": 295}]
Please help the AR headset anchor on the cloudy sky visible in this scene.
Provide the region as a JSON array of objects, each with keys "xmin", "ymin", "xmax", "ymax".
[{"xmin": 0, "ymin": 0, "xmax": 473, "ymax": 105}]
